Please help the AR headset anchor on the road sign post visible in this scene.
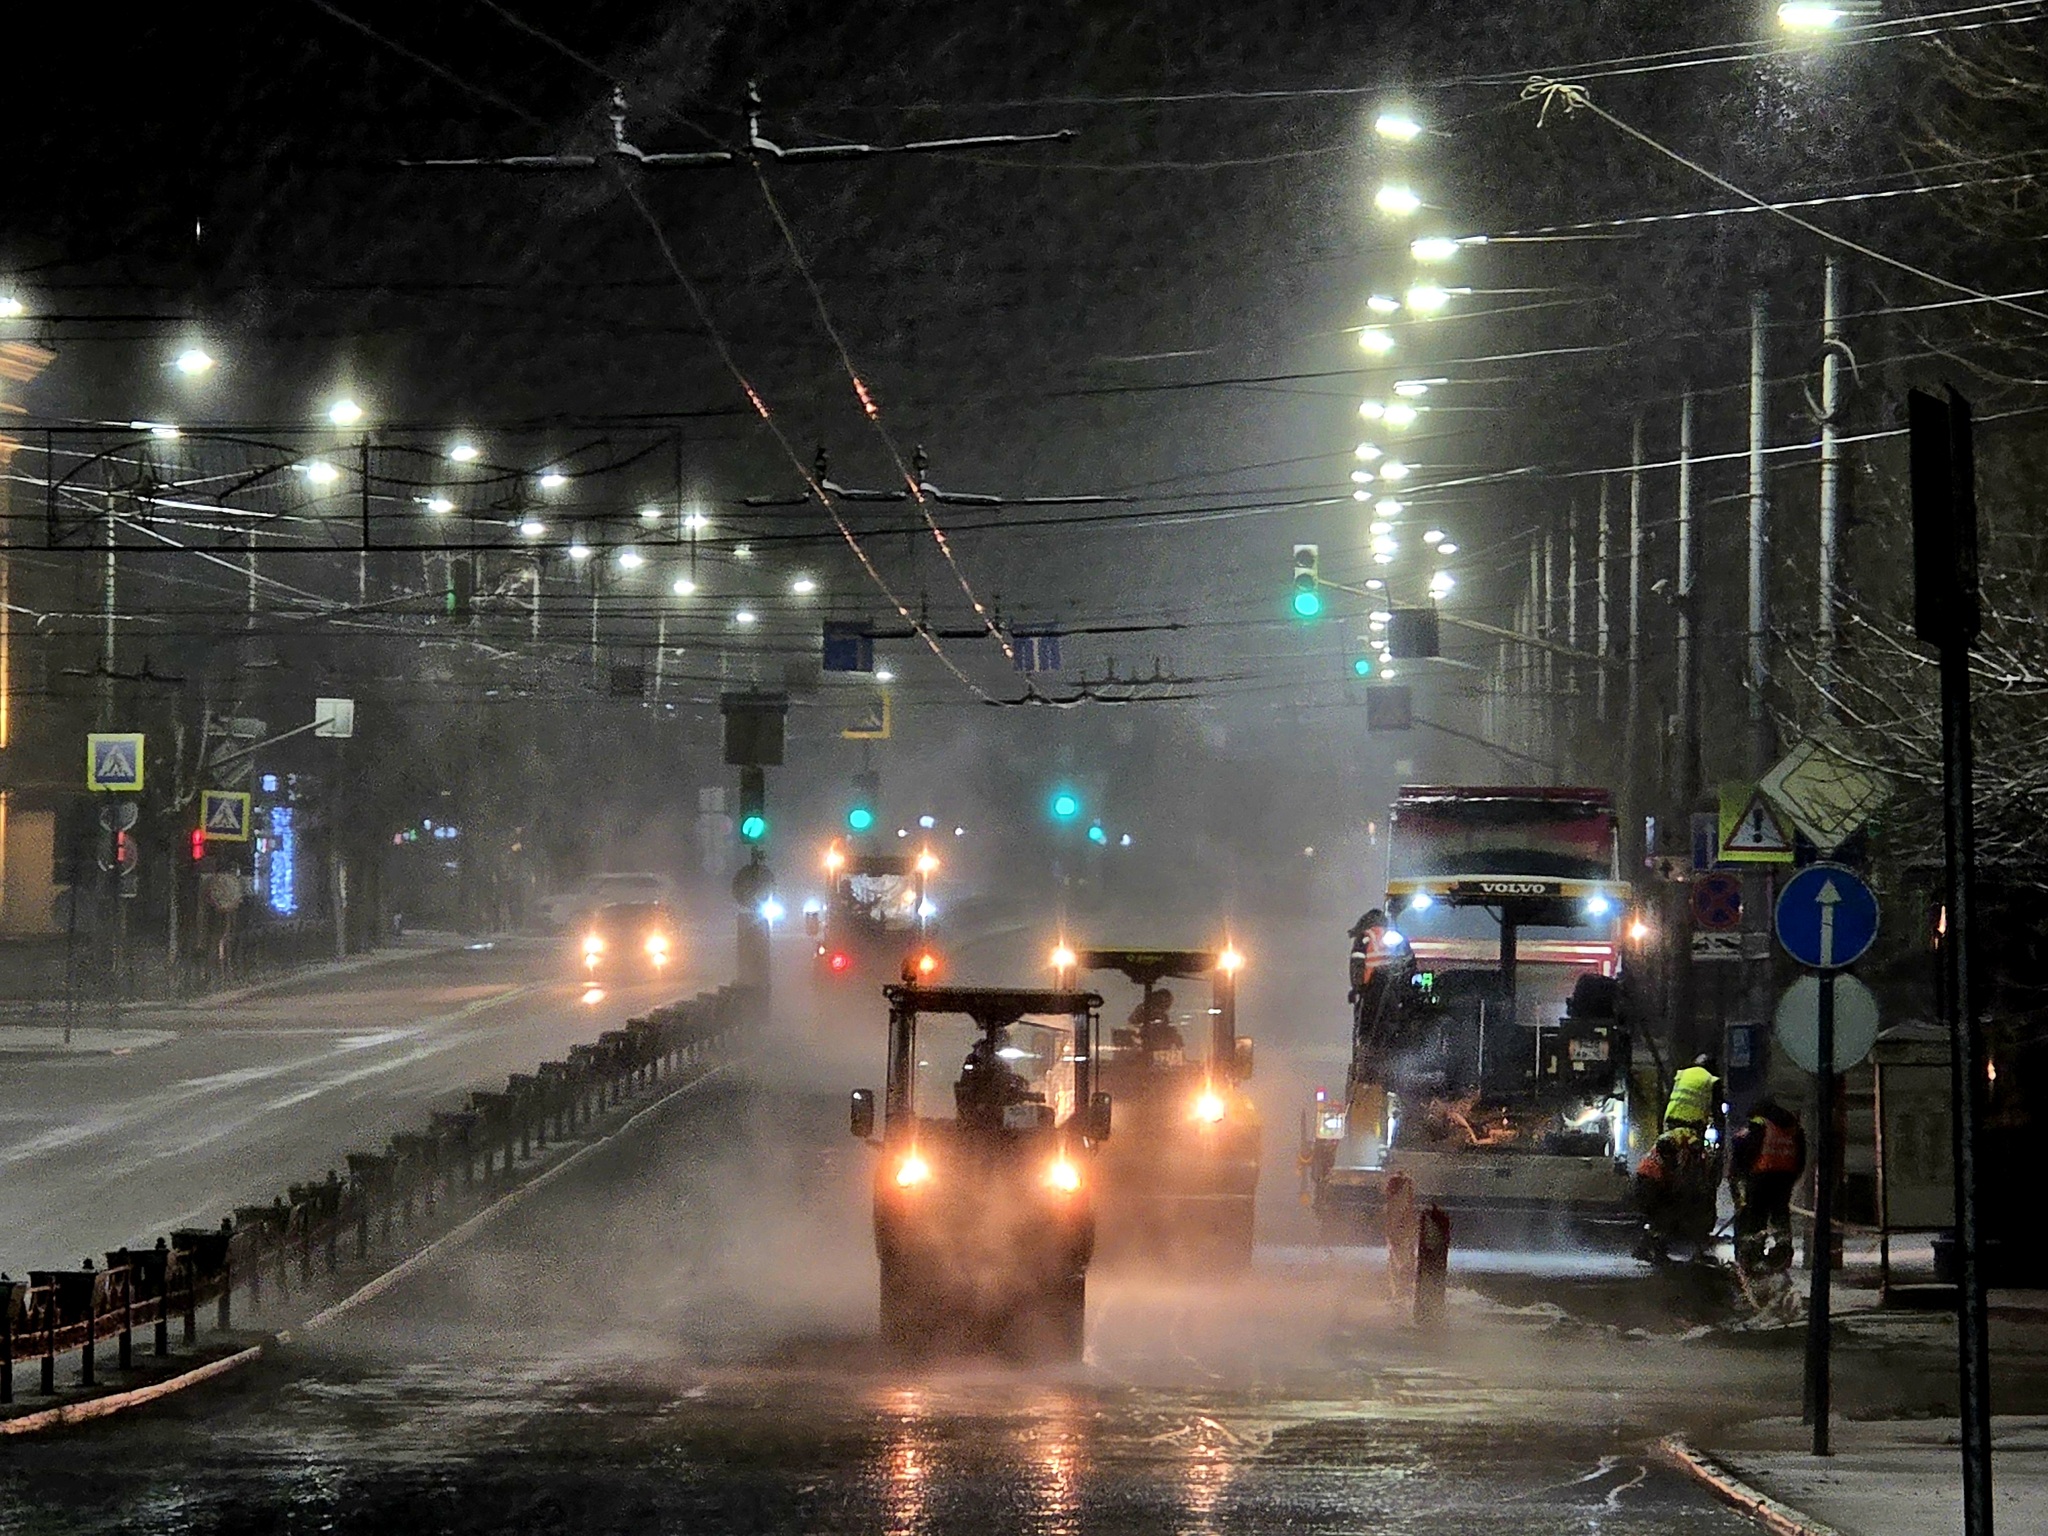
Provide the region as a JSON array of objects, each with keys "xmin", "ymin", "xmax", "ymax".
[
  {"xmin": 1775, "ymin": 862, "xmax": 1879, "ymax": 1461},
  {"xmin": 1911, "ymin": 384, "xmax": 1992, "ymax": 1536}
]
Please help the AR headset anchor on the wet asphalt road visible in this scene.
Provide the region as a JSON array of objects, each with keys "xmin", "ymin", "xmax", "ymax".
[
  {"xmin": 0, "ymin": 1013, "xmax": 1778, "ymax": 1536},
  {"xmin": 0, "ymin": 938, "xmax": 695, "ymax": 1272}
]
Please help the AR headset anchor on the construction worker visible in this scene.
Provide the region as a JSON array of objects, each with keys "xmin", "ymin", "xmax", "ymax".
[
  {"xmin": 955, "ymin": 1032, "xmax": 1030, "ymax": 1129},
  {"xmin": 1663, "ymin": 1053, "xmax": 1722, "ymax": 1139},
  {"xmin": 1632, "ymin": 1129, "xmax": 1718, "ymax": 1263},
  {"xmin": 1347, "ymin": 910, "xmax": 1391, "ymax": 1000},
  {"xmin": 1730, "ymin": 1097, "xmax": 1807, "ymax": 1269}
]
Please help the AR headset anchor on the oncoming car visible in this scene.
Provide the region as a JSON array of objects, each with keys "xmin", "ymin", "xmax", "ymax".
[{"xmin": 577, "ymin": 901, "xmax": 682, "ymax": 981}]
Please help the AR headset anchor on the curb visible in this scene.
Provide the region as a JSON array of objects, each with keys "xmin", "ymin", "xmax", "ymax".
[
  {"xmin": 1, "ymin": 1048, "xmax": 742, "ymax": 1434},
  {"xmin": 1658, "ymin": 1435, "xmax": 1844, "ymax": 1536},
  {"xmin": 0, "ymin": 1346, "xmax": 265, "ymax": 1436}
]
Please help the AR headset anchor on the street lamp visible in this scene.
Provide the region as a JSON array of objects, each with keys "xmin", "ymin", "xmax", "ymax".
[
  {"xmin": 426, "ymin": 496, "xmax": 455, "ymax": 514},
  {"xmin": 671, "ymin": 576, "xmax": 697, "ymax": 596},
  {"xmin": 733, "ymin": 609, "xmax": 757, "ymax": 626},
  {"xmin": 1777, "ymin": 1, "xmax": 1846, "ymax": 26},
  {"xmin": 616, "ymin": 548, "xmax": 645, "ymax": 571},
  {"xmin": 1366, "ymin": 294, "xmax": 1401, "ymax": 315},
  {"xmin": 790, "ymin": 575, "xmax": 817, "ymax": 595},
  {"xmin": 327, "ymin": 397, "xmax": 363, "ymax": 427},
  {"xmin": 1374, "ymin": 184, "xmax": 1422, "ymax": 217},
  {"xmin": 1357, "ymin": 327, "xmax": 1395, "ymax": 355},
  {"xmin": 0, "ymin": 296, "xmax": 24, "ymax": 319},
  {"xmin": 173, "ymin": 346, "xmax": 215, "ymax": 375},
  {"xmin": 1410, "ymin": 236, "xmax": 1464, "ymax": 262},
  {"xmin": 567, "ymin": 540, "xmax": 592, "ymax": 561},
  {"xmin": 1373, "ymin": 111, "xmax": 1422, "ymax": 142},
  {"xmin": 448, "ymin": 442, "xmax": 480, "ymax": 463}
]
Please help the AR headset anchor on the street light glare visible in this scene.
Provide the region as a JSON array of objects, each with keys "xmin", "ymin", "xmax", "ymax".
[
  {"xmin": 1353, "ymin": 488, "xmax": 1372, "ymax": 502},
  {"xmin": 448, "ymin": 443, "xmax": 480, "ymax": 463},
  {"xmin": 327, "ymin": 398, "xmax": 364, "ymax": 427},
  {"xmin": 1374, "ymin": 184, "xmax": 1422, "ymax": 217},
  {"xmin": 174, "ymin": 346, "xmax": 215, "ymax": 375},
  {"xmin": 540, "ymin": 471, "xmax": 568, "ymax": 489},
  {"xmin": 1357, "ymin": 327, "xmax": 1395, "ymax": 355},
  {"xmin": 1355, "ymin": 442, "xmax": 1382, "ymax": 461},
  {"xmin": 1375, "ymin": 499, "xmax": 1405, "ymax": 515},
  {"xmin": 1384, "ymin": 403, "xmax": 1420, "ymax": 427},
  {"xmin": 1406, "ymin": 284, "xmax": 1452, "ymax": 313},
  {"xmin": 519, "ymin": 519, "xmax": 546, "ymax": 538},
  {"xmin": 1360, "ymin": 400, "xmax": 1385, "ymax": 420},
  {"xmin": 875, "ymin": 666, "xmax": 896, "ymax": 682},
  {"xmin": 791, "ymin": 575, "xmax": 817, "ymax": 595},
  {"xmin": 1411, "ymin": 236, "xmax": 1461, "ymax": 262},
  {"xmin": 1438, "ymin": 542, "xmax": 1459, "ymax": 554},
  {"xmin": 638, "ymin": 505, "xmax": 663, "ymax": 523},
  {"xmin": 617, "ymin": 549, "xmax": 645, "ymax": 571},
  {"xmin": 671, "ymin": 577, "xmax": 697, "ymax": 596},
  {"xmin": 1423, "ymin": 528, "xmax": 1445, "ymax": 544},
  {"xmin": 1366, "ymin": 294, "xmax": 1401, "ymax": 315},
  {"xmin": 684, "ymin": 510, "xmax": 709, "ymax": 532},
  {"xmin": 1381, "ymin": 461, "xmax": 1410, "ymax": 480},
  {"xmin": 0, "ymin": 296, "xmax": 24, "ymax": 319},
  {"xmin": 1374, "ymin": 111, "xmax": 1422, "ymax": 142},
  {"xmin": 1778, "ymin": 1, "xmax": 1845, "ymax": 27},
  {"xmin": 1393, "ymin": 380, "xmax": 1430, "ymax": 398},
  {"xmin": 567, "ymin": 541, "xmax": 592, "ymax": 560},
  {"xmin": 427, "ymin": 496, "xmax": 455, "ymax": 514},
  {"xmin": 301, "ymin": 460, "xmax": 341, "ymax": 486},
  {"xmin": 734, "ymin": 609, "xmax": 757, "ymax": 626}
]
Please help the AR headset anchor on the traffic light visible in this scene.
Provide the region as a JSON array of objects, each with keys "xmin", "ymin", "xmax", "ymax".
[
  {"xmin": 1292, "ymin": 544, "xmax": 1322, "ymax": 619},
  {"xmin": 1087, "ymin": 823, "xmax": 1108, "ymax": 846},
  {"xmin": 190, "ymin": 826, "xmax": 207, "ymax": 862},
  {"xmin": 1049, "ymin": 788, "xmax": 1081, "ymax": 822},
  {"xmin": 1352, "ymin": 654, "xmax": 1376, "ymax": 678},
  {"xmin": 738, "ymin": 766, "xmax": 768, "ymax": 843},
  {"xmin": 847, "ymin": 768, "xmax": 879, "ymax": 833},
  {"xmin": 447, "ymin": 557, "xmax": 474, "ymax": 626}
]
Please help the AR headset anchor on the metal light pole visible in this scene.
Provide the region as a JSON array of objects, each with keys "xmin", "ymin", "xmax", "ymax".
[
  {"xmin": 1748, "ymin": 290, "xmax": 1772, "ymax": 774},
  {"xmin": 1818, "ymin": 259, "xmax": 1844, "ymax": 713},
  {"xmin": 1673, "ymin": 391, "xmax": 1700, "ymax": 1055}
]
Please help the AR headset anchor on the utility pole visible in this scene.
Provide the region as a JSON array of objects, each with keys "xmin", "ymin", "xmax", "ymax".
[
  {"xmin": 1596, "ymin": 477, "xmax": 1612, "ymax": 726},
  {"xmin": 1818, "ymin": 258, "xmax": 1844, "ymax": 713},
  {"xmin": 1673, "ymin": 390, "xmax": 1700, "ymax": 1056},
  {"xmin": 1566, "ymin": 501, "xmax": 1581, "ymax": 761},
  {"xmin": 1527, "ymin": 537, "xmax": 1544, "ymax": 765},
  {"xmin": 1542, "ymin": 517, "xmax": 1558, "ymax": 757},
  {"xmin": 1625, "ymin": 416, "xmax": 1645, "ymax": 865},
  {"xmin": 1748, "ymin": 290, "xmax": 1773, "ymax": 774}
]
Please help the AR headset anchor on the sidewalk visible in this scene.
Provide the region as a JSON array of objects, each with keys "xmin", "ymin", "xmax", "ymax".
[{"xmin": 1675, "ymin": 1417, "xmax": 2048, "ymax": 1535}]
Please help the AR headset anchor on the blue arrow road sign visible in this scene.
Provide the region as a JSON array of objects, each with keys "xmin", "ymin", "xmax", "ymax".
[{"xmin": 1775, "ymin": 862, "xmax": 1880, "ymax": 971}]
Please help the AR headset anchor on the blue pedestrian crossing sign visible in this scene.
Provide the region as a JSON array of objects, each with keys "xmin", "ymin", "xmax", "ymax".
[
  {"xmin": 1775, "ymin": 862, "xmax": 1880, "ymax": 971},
  {"xmin": 86, "ymin": 732, "xmax": 145, "ymax": 792},
  {"xmin": 200, "ymin": 789, "xmax": 253, "ymax": 842}
]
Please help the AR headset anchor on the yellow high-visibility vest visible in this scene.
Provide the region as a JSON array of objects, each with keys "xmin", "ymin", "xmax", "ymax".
[{"xmin": 1664, "ymin": 1065, "xmax": 1718, "ymax": 1129}]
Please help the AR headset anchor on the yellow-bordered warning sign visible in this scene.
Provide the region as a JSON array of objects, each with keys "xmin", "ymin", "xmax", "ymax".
[
  {"xmin": 86, "ymin": 732, "xmax": 145, "ymax": 792},
  {"xmin": 199, "ymin": 789, "xmax": 252, "ymax": 842},
  {"xmin": 1718, "ymin": 781, "xmax": 1793, "ymax": 863}
]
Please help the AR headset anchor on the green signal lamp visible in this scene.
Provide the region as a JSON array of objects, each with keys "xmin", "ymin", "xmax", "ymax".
[
  {"xmin": 1293, "ymin": 588, "xmax": 1324, "ymax": 619},
  {"xmin": 739, "ymin": 813, "xmax": 768, "ymax": 842},
  {"xmin": 1087, "ymin": 823, "xmax": 1108, "ymax": 846},
  {"xmin": 847, "ymin": 805, "xmax": 876, "ymax": 833},
  {"xmin": 1050, "ymin": 790, "xmax": 1081, "ymax": 822},
  {"xmin": 1353, "ymin": 655, "xmax": 1375, "ymax": 677}
]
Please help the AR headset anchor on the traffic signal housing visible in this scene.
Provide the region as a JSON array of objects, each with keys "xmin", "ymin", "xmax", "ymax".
[
  {"xmin": 738, "ymin": 766, "xmax": 768, "ymax": 843},
  {"xmin": 1291, "ymin": 544, "xmax": 1322, "ymax": 619},
  {"xmin": 847, "ymin": 768, "xmax": 880, "ymax": 833}
]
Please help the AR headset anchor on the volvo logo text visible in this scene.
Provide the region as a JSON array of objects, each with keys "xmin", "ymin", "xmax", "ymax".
[{"xmin": 1474, "ymin": 880, "xmax": 1555, "ymax": 896}]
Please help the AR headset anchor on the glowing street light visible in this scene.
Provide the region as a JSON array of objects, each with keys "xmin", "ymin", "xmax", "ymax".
[
  {"xmin": 1393, "ymin": 380, "xmax": 1432, "ymax": 398},
  {"xmin": 1374, "ymin": 184, "xmax": 1422, "ymax": 217},
  {"xmin": 1410, "ymin": 236, "xmax": 1464, "ymax": 263},
  {"xmin": 173, "ymin": 346, "xmax": 215, "ymax": 375},
  {"xmin": 567, "ymin": 541, "xmax": 592, "ymax": 560},
  {"xmin": 671, "ymin": 576, "xmax": 697, "ymax": 596},
  {"xmin": 1360, "ymin": 400, "xmax": 1385, "ymax": 420},
  {"xmin": 1375, "ymin": 499, "xmax": 1405, "ymax": 516},
  {"xmin": 426, "ymin": 496, "xmax": 455, "ymax": 514},
  {"xmin": 790, "ymin": 574, "xmax": 817, "ymax": 595},
  {"xmin": 1423, "ymin": 528, "xmax": 1445, "ymax": 545},
  {"xmin": 1355, "ymin": 442, "xmax": 1383, "ymax": 461},
  {"xmin": 1383, "ymin": 402, "xmax": 1419, "ymax": 427},
  {"xmin": 875, "ymin": 665, "xmax": 896, "ymax": 683},
  {"xmin": 539, "ymin": 471, "xmax": 568, "ymax": 490},
  {"xmin": 638, "ymin": 504, "xmax": 663, "ymax": 523},
  {"xmin": 1777, "ymin": 1, "xmax": 1845, "ymax": 26},
  {"xmin": 1350, "ymin": 470, "xmax": 1375, "ymax": 485},
  {"xmin": 616, "ymin": 548, "xmax": 645, "ymax": 571},
  {"xmin": 1380, "ymin": 460, "xmax": 1411, "ymax": 481},
  {"xmin": 1357, "ymin": 327, "xmax": 1395, "ymax": 355},
  {"xmin": 733, "ymin": 609, "xmax": 757, "ymax": 626},
  {"xmin": 1366, "ymin": 294, "xmax": 1401, "ymax": 315},
  {"xmin": 1353, "ymin": 488, "xmax": 1372, "ymax": 503},
  {"xmin": 1405, "ymin": 284, "xmax": 1456, "ymax": 313},
  {"xmin": 0, "ymin": 296, "xmax": 24, "ymax": 319},
  {"xmin": 327, "ymin": 397, "xmax": 364, "ymax": 427},
  {"xmin": 448, "ymin": 442, "xmax": 480, "ymax": 463},
  {"xmin": 1438, "ymin": 542, "xmax": 1459, "ymax": 554},
  {"xmin": 519, "ymin": 518, "xmax": 546, "ymax": 538},
  {"xmin": 1368, "ymin": 521, "xmax": 1392, "ymax": 536},
  {"xmin": 683, "ymin": 509, "xmax": 709, "ymax": 532},
  {"xmin": 301, "ymin": 460, "xmax": 341, "ymax": 486},
  {"xmin": 1374, "ymin": 111, "xmax": 1422, "ymax": 142}
]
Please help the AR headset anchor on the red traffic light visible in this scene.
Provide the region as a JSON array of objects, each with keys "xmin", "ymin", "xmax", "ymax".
[
  {"xmin": 828, "ymin": 951, "xmax": 851, "ymax": 974},
  {"xmin": 190, "ymin": 827, "xmax": 207, "ymax": 862}
]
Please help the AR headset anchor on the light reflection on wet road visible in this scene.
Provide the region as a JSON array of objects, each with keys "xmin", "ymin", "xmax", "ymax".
[{"xmin": 0, "ymin": 1044, "xmax": 1770, "ymax": 1535}]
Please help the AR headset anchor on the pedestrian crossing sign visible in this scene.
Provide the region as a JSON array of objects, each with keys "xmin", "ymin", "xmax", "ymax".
[
  {"xmin": 200, "ymin": 789, "xmax": 252, "ymax": 842},
  {"xmin": 1718, "ymin": 782, "xmax": 1793, "ymax": 863},
  {"xmin": 86, "ymin": 732, "xmax": 145, "ymax": 792}
]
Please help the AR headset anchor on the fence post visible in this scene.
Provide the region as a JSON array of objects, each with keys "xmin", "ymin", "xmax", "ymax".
[
  {"xmin": 154, "ymin": 1238, "xmax": 171, "ymax": 1357},
  {"xmin": 218, "ymin": 1217, "xmax": 234, "ymax": 1331},
  {"xmin": 325, "ymin": 1171, "xmax": 342, "ymax": 1272},
  {"xmin": 79, "ymin": 1260, "xmax": 97, "ymax": 1387},
  {"xmin": 41, "ymin": 1285, "xmax": 55, "ymax": 1395},
  {"xmin": 116, "ymin": 1252, "xmax": 133, "ymax": 1371}
]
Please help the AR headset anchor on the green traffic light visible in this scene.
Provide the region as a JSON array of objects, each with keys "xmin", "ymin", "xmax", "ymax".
[
  {"xmin": 1353, "ymin": 656, "xmax": 1374, "ymax": 677},
  {"xmin": 739, "ymin": 813, "xmax": 768, "ymax": 841},
  {"xmin": 1050, "ymin": 790, "xmax": 1081, "ymax": 821},
  {"xmin": 847, "ymin": 805, "xmax": 875, "ymax": 832},
  {"xmin": 1292, "ymin": 588, "xmax": 1323, "ymax": 619}
]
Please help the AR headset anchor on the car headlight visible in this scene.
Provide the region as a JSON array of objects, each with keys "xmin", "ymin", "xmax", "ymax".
[
  {"xmin": 582, "ymin": 935, "xmax": 604, "ymax": 957},
  {"xmin": 645, "ymin": 933, "xmax": 670, "ymax": 958},
  {"xmin": 1192, "ymin": 1091, "xmax": 1226, "ymax": 1125},
  {"xmin": 1044, "ymin": 1157, "xmax": 1082, "ymax": 1193},
  {"xmin": 894, "ymin": 1151, "xmax": 932, "ymax": 1189}
]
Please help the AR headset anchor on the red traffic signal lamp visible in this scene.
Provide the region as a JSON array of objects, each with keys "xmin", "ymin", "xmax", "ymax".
[{"xmin": 190, "ymin": 827, "xmax": 208, "ymax": 862}]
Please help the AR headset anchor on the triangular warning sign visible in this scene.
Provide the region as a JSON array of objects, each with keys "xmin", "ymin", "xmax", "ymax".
[
  {"xmin": 1722, "ymin": 793, "xmax": 1792, "ymax": 855},
  {"xmin": 96, "ymin": 743, "xmax": 134, "ymax": 778},
  {"xmin": 206, "ymin": 798, "xmax": 243, "ymax": 831}
]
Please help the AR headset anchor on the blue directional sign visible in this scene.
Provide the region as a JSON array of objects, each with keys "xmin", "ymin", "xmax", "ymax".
[{"xmin": 1775, "ymin": 863, "xmax": 1879, "ymax": 971}]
